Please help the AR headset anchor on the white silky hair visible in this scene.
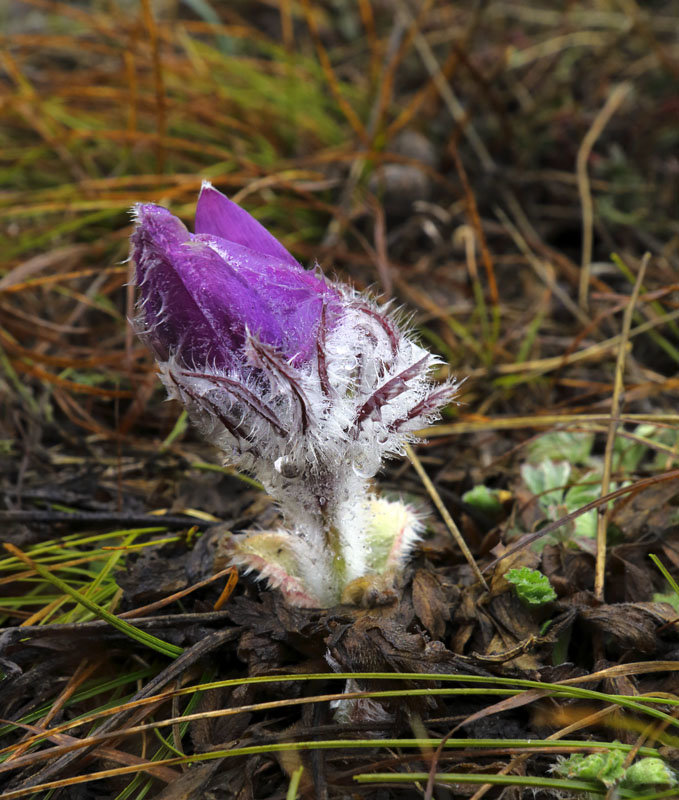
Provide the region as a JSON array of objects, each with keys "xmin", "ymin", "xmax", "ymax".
[{"xmin": 154, "ymin": 287, "xmax": 459, "ymax": 605}]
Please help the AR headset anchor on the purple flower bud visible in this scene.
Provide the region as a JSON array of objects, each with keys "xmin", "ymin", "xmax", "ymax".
[
  {"xmin": 131, "ymin": 183, "xmax": 338, "ymax": 369},
  {"xmin": 131, "ymin": 183, "xmax": 461, "ymax": 607}
]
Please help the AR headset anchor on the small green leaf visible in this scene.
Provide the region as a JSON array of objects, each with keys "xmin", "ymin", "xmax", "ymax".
[
  {"xmin": 527, "ymin": 432, "xmax": 594, "ymax": 465},
  {"xmin": 555, "ymin": 748, "xmax": 626, "ymax": 787},
  {"xmin": 613, "ymin": 430, "xmax": 648, "ymax": 472},
  {"xmin": 462, "ymin": 485, "xmax": 503, "ymax": 516},
  {"xmin": 521, "ymin": 459, "xmax": 570, "ymax": 512},
  {"xmin": 564, "ymin": 474, "xmax": 602, "ymax": 538},
  {"xmin": 505, "ymin": 567, "xmax": 556, "ymax": 605},
  {"xmin": 650, "ymin": 426, "xmax": 679, "ymax": 469},
  {"xmin": 623, "ymin": 757, "xmax": 677, "ymax": 789}
]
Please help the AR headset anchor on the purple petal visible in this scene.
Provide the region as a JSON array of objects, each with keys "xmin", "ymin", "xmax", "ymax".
[
  {"xmin": 195, "ymin": 183, "xmax": 299, "ymax": 266},
  {"xmin": 132, "ymin": 204, "xmax": 240, "ymax": 368},
  {"xmin": 196, "ymin": 234, "xmax": 341, "ymax": 363}
]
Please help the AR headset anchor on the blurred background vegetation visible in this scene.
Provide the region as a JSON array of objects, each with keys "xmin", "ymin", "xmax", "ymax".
[{"xmin": 2, "ymin": 0, "xmax": 678, "ymax": 445}]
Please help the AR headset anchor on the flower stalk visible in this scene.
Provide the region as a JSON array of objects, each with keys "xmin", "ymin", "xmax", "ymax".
[{"xmin": 131, "ymin": 182, "xmax": 460, "ymax": 607}]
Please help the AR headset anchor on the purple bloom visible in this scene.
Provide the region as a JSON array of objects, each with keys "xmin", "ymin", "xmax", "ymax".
[
  {"xmin": 131, "ymin": 182, "xmax": 338, "ymax": 369},
  {"xmin": 131, "ymin": 182, "xmax": 460, "ymax": 608}
]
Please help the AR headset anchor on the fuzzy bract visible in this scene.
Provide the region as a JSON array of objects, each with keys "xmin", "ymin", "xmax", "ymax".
[{"xmin": 131, "ymin": 182, "xmax": 460, "ymax": 607}]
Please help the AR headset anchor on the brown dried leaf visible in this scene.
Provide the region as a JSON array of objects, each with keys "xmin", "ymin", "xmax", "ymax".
[
  {"xmin": 327, "ymin": 615, "xmax": 487, "ymax": 678},
  {"xmin": 614, "ymin": 480, "xmax": 679, "ymax": 536},
  {"xmin": 412, "ymin": 569, "xmax": 449, "ymax": 639},
  {"xmin": 116, "ymin": 548, "xmax": 188, "ymax": 606},
  {"xmin": 579, "ymin": 603, "xmax": 675, "ymax": 655},
  {"xmin": 154, "ymin": 759, "xmax": 226, "ymax": 800}
]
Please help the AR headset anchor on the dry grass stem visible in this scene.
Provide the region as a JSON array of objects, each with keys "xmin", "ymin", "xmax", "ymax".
[
  {"xmin": 577, "ymin": 82, "xmax": 633, "ymax": 309},
  {"xmin": 594, "ymin": 253, "xmax": 650, "ymax": 601},
  {"xmin": 405, "ymin": 443, "xmax": 489, "ymax": 591}
]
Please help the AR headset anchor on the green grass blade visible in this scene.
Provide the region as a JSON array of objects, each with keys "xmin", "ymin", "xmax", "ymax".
[{"xmin": 3, "ymin": 544, "xmax": 183, "ymax": 658}]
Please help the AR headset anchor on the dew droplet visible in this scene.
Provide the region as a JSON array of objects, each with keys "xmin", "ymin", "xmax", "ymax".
[
  {"xmin": 352, "ymin": 457, "xmax": 376, "ymax": 479},
  {"xmin": 274, "ymin": 455, "xmax": 300, "ymax": 478}
]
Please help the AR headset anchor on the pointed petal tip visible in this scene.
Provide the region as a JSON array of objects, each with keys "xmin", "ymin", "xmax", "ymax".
[
  {"xmin": 131, "ymin": 202, "xmax": 159, "ymax": 224},
  {"xmin": 131, "ymin": 204, "xmax": 190, "ymax": 251},
  {"xmin": 132, "ymin": 201, "xmax": 169, "ymax": 219},
  {"xmin": 196, "ymin": 181, "xmax": 225, "ymax": 210},
  {"xmin": 194, "ymin": 184, "xmax": 299, "ymax": 266}
]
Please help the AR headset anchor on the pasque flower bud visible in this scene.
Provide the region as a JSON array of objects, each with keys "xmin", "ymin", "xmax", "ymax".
[{"xmin": 131, "ymin": 182, "xmax": 459, "ymax": 607}]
